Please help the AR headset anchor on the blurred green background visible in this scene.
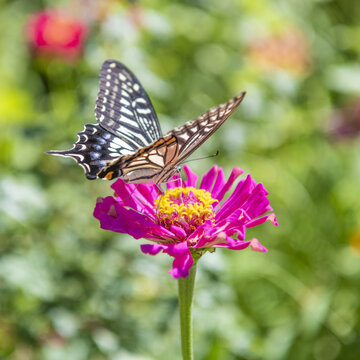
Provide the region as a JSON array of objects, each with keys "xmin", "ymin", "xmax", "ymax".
[{"xmin": 1, "ymin": 0, "xmax": 360, "ymax": 359}]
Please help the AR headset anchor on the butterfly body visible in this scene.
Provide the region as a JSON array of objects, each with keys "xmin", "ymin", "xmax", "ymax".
[{"xmin": 47, "ymin": 60, "xmax": 245, "ymax": 184}]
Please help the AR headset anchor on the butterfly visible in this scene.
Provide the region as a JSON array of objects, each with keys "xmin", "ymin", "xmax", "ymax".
[{"xmin": 47, "ymin": 60, "xmax": 246, "ymax": 184}]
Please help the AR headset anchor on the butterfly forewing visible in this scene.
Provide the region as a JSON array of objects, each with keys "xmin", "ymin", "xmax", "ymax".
[
  {"xmin": 96, "ymin": 93, "xmax": 246, "ymax": 183},
  {"xmin": 95, "ymin": 60, "xmax": 162, "ymax": 147},
  {"xmin": 46, "ymin": 60, "xmax": 161, "ymax": 179},
  {"xmin": 169, "ymin": 93, "xmax": 246, "ymax": 164}
]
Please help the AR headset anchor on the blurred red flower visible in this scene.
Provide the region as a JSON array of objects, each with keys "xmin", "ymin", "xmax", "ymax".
[{"xmin": 25, "ymin": 10, "xmax": 88, "ymax": 60}]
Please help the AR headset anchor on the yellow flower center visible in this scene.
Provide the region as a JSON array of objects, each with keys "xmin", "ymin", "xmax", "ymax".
[{"xmin": 154, "ymin": 187, "xmax": 218, "ymax": 236}]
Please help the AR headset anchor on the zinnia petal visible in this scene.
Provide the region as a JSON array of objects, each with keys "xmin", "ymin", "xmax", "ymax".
[
  {"xmin": 215, "ymin": 174, "xmax": 253, "ymax": 221},
  {"xmin": 246, "ymin": 213, "xmax": 278, "ymax": 228},
  {"xmin": 213, "ymin": 166, "xmax": 244, "ymax": 205},
  {"xmin": 140, "ymin": 243, "xmax": 166, "ymax": 255},
  {"xmin": 183, "ymin": 165, "xmax": 198, "ymax": 187},
  {"xmin": 250, "ymin": 238, "xmax": 268, "ymax": 252},
  {"xmin": 200, "ymin": 165, "xmax": 218, "ymax": 192},
  {"xmin": 165, "ymin": 243, "xmax": 193, "ymax": 278},
  {"xmin": 141, "ymin": 242, "xmax": 193, "ymax": 278}
]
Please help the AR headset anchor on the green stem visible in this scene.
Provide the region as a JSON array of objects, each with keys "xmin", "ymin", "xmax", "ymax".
[{"xmin": 178, "ymin": 263, "xmax": 197, "ymax": 360}]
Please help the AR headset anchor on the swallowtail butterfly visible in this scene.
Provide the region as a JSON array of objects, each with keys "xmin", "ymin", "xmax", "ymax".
[{"xmin": 47, "ymin": 60, "xmax": 246, "ymax": 184}]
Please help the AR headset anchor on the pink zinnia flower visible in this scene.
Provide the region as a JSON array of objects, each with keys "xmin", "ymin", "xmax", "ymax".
[
  {"xmin": 25, "ymin": 10, "xmax": 88, "ymax": 60},
  {"xmin": 94, "ymin": 165, "xmax": 278, "ymax": 278}
]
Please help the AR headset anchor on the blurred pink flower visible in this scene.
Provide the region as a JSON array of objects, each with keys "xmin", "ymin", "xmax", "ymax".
[
  {"xmin": 328, "ymin": 100, "xmax": 360, "ymax": 141},
  {"xmin": 94, "ymin": 165, "xmax": 278, "ymax": 278},
  {"xmin": 25, "ymin": 10, "xmax": 88, "ymax": 60}
]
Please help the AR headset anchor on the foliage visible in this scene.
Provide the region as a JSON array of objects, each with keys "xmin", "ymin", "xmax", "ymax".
[{"xmin": 1, "ymin": 0, "xmax": 359, "ymax": 359}]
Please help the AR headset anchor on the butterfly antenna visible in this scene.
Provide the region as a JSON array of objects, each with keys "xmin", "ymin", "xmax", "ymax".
[
  {"xmin": 117, "ymin": 183, "xmax": 140, "ymax": 202},
  {"xmin": 180, "ymin": 150, "xmax": 219, "ymax": 165},
  {"xmin": 174, "ymin": 167, "xmax": 184, "ymax": 202},
  {"xmin": 154, "ymin": 183, "xmax": 166, "ymax": 195}
]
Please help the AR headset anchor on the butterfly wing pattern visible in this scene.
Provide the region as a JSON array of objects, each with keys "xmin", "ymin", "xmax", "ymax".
[
  {"xmin": 97, "ymin": 92, "xmax": 246, "ymax": 183},
  {"xmin": 47, "ymin": 60, "xmax": 162, "ymax": 179},
  {"xmin": 47, "ymin": 59, "xmax": 246, "ymax": 184}
]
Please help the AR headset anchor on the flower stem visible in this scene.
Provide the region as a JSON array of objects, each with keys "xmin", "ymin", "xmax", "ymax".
[{"xmin": 178, "ymin": 263, "xmax": 197, "ymax": 360}]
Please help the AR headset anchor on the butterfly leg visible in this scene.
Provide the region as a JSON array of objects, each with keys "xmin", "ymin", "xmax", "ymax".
[
  {"xmin": 153, "ymin": 184, "xmax": 164, "ymax": 217},
  {"xmin": 117, "ymin": 184, "xmax": 140, "ymax": 202},
  {"xmin": 173, "ymin": 166, "xmax": 184, "ymax": 202},
  {"xmin": 154, "ymin": 183, "xmax": 166, "ymax": 194}
]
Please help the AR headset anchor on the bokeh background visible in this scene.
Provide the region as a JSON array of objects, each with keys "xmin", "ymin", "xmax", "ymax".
[{"xmin": 1, "ymin": 0, "xmax": 360, "ymax": 359}]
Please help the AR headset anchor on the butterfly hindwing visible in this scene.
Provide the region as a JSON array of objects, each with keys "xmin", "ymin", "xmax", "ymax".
[
  {"xmin": 97, "ymin": 134, "xmax": 180, "ymax": 183},
  {"xmin": 46, "ymin": 124, "xmax": 140, "ymax": 179}
]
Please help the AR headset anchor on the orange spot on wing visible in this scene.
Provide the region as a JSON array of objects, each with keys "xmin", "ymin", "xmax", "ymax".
[
  {"xmin": 166, "ymin": 137, "xmax": 176, "ymax": 145},
  {"xmin": 105, "ymin": 171, "xmax": 114, "ymax": 180}
]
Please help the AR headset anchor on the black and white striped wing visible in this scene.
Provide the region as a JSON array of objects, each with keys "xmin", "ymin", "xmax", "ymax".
[
  {"xmin": 169, "ymin": 92, "xmax": 246, "ymax": 164},
  {"xmin": 95, "ymin": 60, "xmax": 162, "ymax": 145},
  {"xmin": 96, "ymin": 93, "xmax": 246, "ymax": 184},
  {"xmin": 46, "ymin": 60, "xmax": 162, "ymax": 179}
]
